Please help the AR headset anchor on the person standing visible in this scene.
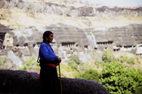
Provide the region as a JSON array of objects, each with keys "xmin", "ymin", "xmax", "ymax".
[{"xmin": 39, "ymin": 31, "xmax": 61, "ymax": 94}]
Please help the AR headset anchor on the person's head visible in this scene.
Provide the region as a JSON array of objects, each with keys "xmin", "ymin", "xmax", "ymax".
[{"xmin": 43, "ymin": 31, "xmax": 53, "ymax": 43}]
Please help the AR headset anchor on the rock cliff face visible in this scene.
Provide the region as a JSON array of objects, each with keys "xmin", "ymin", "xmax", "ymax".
[
  {"xmin": 11, "ymin": 23, "xmax": 142, "ymax": 52},
  {"xmin": 0, "ymin": 70, "xmax": 110, "ymax": 94},
  {"xmin": 0, "ymin": 24, "xmax": 12, "ymax": 50},
  {"xmin": 91, "ymin": 24, "xmax": 142, "ymax": 52},
  {"xmin": 11, "ymin": 23, "xmax": 89, "ymax": 48},
  {"xmin": 1, "ymin": 23, "xmax": 142, "ymax": 64}
]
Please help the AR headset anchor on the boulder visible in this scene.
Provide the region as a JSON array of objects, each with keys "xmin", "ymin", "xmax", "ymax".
[{"xmin": 0, "ymin": 70, "xmax": 110, "ymax": 94}]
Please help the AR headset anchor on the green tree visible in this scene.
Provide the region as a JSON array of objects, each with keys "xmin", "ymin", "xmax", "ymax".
[{"xmin": 100, "ymin": 62, "xmax": 142, "ymax": 94}]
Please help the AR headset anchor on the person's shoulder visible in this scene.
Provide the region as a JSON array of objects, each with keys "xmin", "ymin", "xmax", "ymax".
[{"xmin": 40, "ymin": 42, "xmax": 49, "ymax": 47}]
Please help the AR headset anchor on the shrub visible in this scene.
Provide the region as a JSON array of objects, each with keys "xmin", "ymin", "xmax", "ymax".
[
  {"xmin": 81, "ymin": 69, "xmax": 100, "ymax": 81},
  {"xmin": 117, "ymin": 55, "xmax": 128, "ymax": 63},
  {"xmin": 117, "ymin": 54, "xmax": 140, "ymax": 64},
  {"xmin": 94, "ymin": 60, "xmax": 105, "ymax": 68},
  {"xmin": 68, "ymin": 60, "xmax": 78, "ymax": 70},
  {"xmin": 20, "ymin": 57, "xmax": 40, "ymax": 71},
  {"xmin": 127, "ymin": 57, "xmax": 135, "ymax": 64},
  {"xmin": 102, "ymin": 49, "xmax": 115, "ymax": 63},
  {"xmin": 138, "ymin": 69, "xmax": 142, "ymax": 75},
  {"xmin": 68, "ymin": 55, "xmax": 81, "ymax": 70},
  {"xmin": 56, "ymin": 64, "xmax": 78, "ymax": 78},
  {"xmin": 56, "ymin": 55, "xmax": 86, "ymax": 78},
  {"xmin": 0, "ymin": 56, "xmax": 7, "ymax": 63},
  {"xmin": 135, "ymin": 86, "xmax": 142, "ymax": 94},
  {"xmin": 99, "ymin": 62, "xmax": 142, "ymax": 94},
  {"xmin": 69, "ymin": 55, "xmax": 80, "ymax": 64},
  {"xmin": 0, "ymin": 56, "xmax": 14, "ymax": 69}
]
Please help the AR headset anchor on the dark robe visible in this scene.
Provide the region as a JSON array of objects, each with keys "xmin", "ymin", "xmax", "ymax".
[{"xmin": 40, "ymin": 63, "xmax": 61, "ymax": 94}]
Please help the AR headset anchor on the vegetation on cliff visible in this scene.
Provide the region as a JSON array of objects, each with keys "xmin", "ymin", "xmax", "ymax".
[{"xmin": 0, "ymin": 56, "xmax": 15, "ymax": 69}]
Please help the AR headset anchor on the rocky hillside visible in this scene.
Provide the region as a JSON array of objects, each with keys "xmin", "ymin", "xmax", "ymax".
[
  {"xmin": 0, "ymin": 70, "xmax": 110, "ymax": 94},
  {"xmin": 0, "ymin": 0, "xmax": 142, "ymax": 29},
  {"xmin": 0, "ymin": 0, "xmax": 142, "ymax": 66}
]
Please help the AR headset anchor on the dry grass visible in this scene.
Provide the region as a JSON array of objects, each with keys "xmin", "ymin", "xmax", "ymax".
[
  {"xmin": 115, "ymin": 52, "xmax": 142, "ymax": 70},
  {"xmin": 0, "ymin": 8, "xmax": 88, "ymax": 29},
  {"xmin": 123, "ymin": 58, "xmax": 142, "ymax": 70},
  {"xmin": 0, "ymin": 8, "xmax": 37, "ymax": 29},
  {"xmin": 86, "ymin": 59, "xmax": 103, "ymax": 72}
]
